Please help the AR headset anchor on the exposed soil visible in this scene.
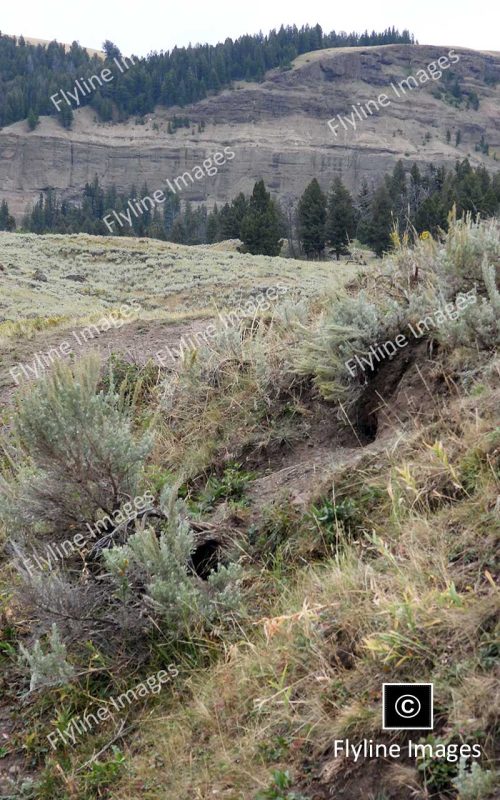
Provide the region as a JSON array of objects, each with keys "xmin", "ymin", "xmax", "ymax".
[
  {"xmin": 0, "ymin": 315, "xmax": 211, "ymax": 408},
  {"xmin": 296, "ymin": 751, "xmax": 421, "ymax": 800},
  {"xmin": 241, "ymin": 339, "xmax": 443, "ymax": 513}
]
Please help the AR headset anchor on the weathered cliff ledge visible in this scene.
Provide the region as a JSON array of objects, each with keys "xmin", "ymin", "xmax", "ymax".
[{"xmin": 0, "ymin": 44, "xmax": 498, "ymax": 218}]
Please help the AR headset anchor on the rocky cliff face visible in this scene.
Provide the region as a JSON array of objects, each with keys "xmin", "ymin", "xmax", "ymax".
[{"xmin": 0, "ymin": 43, "xmax": 499, "ymax": 219}]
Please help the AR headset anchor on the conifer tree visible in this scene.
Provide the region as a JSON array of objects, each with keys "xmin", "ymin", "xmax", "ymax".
[
  {"xmin": 27, "ymin": 109, "xmax": 39, "ymax": 131},
  {"xmin": 207, "ymin": 204, "xmax": 219, "ymax": 243},
  {"xmin": 366, "ymin": 184, "xmax": 393, "ymax": 257},
  {"xmin": 297, "ymin": 178, "xmax": 327, "ymax": 258},
  {"xmin": 240, "ymin": 180, "xmax": 282, "ymax": 256},
  {"xmin": 355, "ymin": 179, "xmax": 372, "ymax": 244},
  {"xmin": 387, "ymin": 160, "xmax": 408, "ymax": 230},
  {"xmin": 58, "ymin": 104, "xmax": 74, "ymax": 129},
  {"xmin": 326, "ymin": 177, "xmax": 356, "ymax": 260},
  {"xmin": 0, "ymin": 199, "xmax": 16, "ymax": 231},
  {"xmin": 218, "ymin": 193, "xmax": 249, "ymax": 239}
]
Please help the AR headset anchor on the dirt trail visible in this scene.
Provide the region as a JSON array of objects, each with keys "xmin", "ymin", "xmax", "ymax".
[{"xmin": 0, "ymin": 315, "xmax": 210, "ymax": 407}]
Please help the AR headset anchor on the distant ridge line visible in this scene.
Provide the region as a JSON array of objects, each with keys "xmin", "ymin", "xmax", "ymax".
[{"xmin": 8, "ymin": 34, "xmax": 104, "ymax": 58}]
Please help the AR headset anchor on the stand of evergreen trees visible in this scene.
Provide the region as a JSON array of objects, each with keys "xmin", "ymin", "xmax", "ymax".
[
  {"xmin": 297, "ymin": 160, "xmax": 500, "ymax": 257},
  {"xmin": 0, "ymin": 26, "xmax": 413, "ymax": 127},
  {"xmin": 10, "ymin": 159, "xmax": 499, "ymax": 257},
  {"xmin": 17, "ymin": 176, "xmax": 285, "ymax": 251}
]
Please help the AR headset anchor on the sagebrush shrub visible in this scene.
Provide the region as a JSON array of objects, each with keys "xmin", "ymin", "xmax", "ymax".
[
  {"xmin": 19, "ymin": 623, "xmax": 75, "ymax": 691},
  {"xmin": 0, "ymin": 355, "xmax": 153, "ymax": 544},
  {"xmin": 452, "ymin": 758, "xmax": 496, "ymax": 799},
  {"xmin": 162, "ymin": 319, "xmax": 294, "ymax": 416},
  {"xmin": 293, "ymin": 217, "xmax": 500, "ymax": 403},
  {"xmin": 104, "ymin": 486, "xmax": 243, "ymax": 635},
  {"xmin": 435, "ymin": 257, "xmax": 499, "ymax": 351},
  {"xmin": 437, "ymin": 213, "xmax": 500, "ymax": 296}
]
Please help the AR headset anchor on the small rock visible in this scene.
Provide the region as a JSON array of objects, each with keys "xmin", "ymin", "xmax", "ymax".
[
  {"xmin": 33, "ymin": 269, "xmax": 48, "ymax": 282},
  {"xmin": 64, "ymin": 273, "xmax": 86, "ymax": 282}
]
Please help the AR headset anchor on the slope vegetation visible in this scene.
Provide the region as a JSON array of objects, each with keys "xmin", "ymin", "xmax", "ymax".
[{"xmin": 0, "ymin": 217, "xmax": 498, "ymax": 800}]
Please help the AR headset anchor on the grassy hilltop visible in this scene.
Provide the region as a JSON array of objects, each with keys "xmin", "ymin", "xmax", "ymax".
[{"xmin": 0, "ymin": 218, "xmax": 498, "ymax": 800}]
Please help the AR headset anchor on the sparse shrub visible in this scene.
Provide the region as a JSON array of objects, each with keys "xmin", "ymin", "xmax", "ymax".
[
  {"xmin": 293, "ymin": 216, "xmax": 500, "ymax": 405},
  {"xmin": 248, "ymin": 503, "xmax": 300, "ymax": 560},
  {"xmin": 0, "ymin": 355, "xmax": 153, "ymax": 546},
  {"xmin": 19, "ymin": 623, "xmax": 74, "ymax": 691},
  {"xmin": 293, "ymin": 289, "xmax": 405, "ymax": 401},
  {"xmin": 452, "ymin": 758, "xmax": 496, "ymax": 799},
  {"xmin": 194, "ymin": 463, "xmax": 254, "ymax": 512},
  {"xmin": 257, "ymin": 734, "xmax": 291, "ymax": 764},
  {"xmin": 162, "ymin": 322, "xmax": 287, "ymax": 414},
  {"xmin": 255, "ymin": 769, "xmax": 306, "ymax": 800},
  {"xmin": 438, "ymin": 257, "xmax": 500, "ymax": 350},
  {"xmin": 458, "ymin": 429, "xmax": 500, "ymax": 493},
  {"xmin": 16, "ymin": 569, "xmax": 150, "ymax": 667},
  {"xmin": 436, "ymin": 214, "xmax": 500, "ymax": 295},
  {"xmin": 159, "ymin": 317, "xmax": 299, "ymax": 477},
  {"xmin": 415, "ymin": 735, "xmax": 459, "ymax": 792},
  {"xmin": 82, "ymin": 746, "xmax": 126, "ymax": 794},
  {"xmin": 101, "ymin": 354, "xmax": 160, "ymax": 409},
  {"xmin": 309, "ymin": 497, "xmax": 360, "ymax": 542},
  {"xmin": 104, "ymin": 486, "xmax": 243, "ymax": 636}
]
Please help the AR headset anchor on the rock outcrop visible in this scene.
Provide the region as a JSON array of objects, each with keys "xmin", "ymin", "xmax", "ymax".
[{"xmin": 0, "ymin": 43, "xmax": 498, "ymax": 218}]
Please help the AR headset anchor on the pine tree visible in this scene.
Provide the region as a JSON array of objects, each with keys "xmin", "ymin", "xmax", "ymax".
[
  {"xmin": 170, "ymin": 218, "xmax": 186, "ymax": 243},
  {"xmin": 0, "ymin": 199, "xmax": 16, "ymax": 231},
  {"xmin": 388, "ymin": 160, "xmax": 406, "ymax": 198},
  {"xmin": 355, "ymin": 179, "xmax": 372, "ymax": 243},
  {"xmin": 240, "ymin": 180, "xmax": 282, "ymax": 256},
  {"xmin": 366, "ymin": 184, "xmax": 393, "ymax": 257},
  {"xmin": 326, "ymin": 177, "xmax": 356, "ymax": 260},
  {"xmin": 27, "ymin": 109, "xmax": 39, "ymax": 131},
  {"xmin": 207, "ymin": 205, "xmax": 219, "ymax": 242},
  {"xmin": 58, "ymin": 104, "xmax": 74, "ymax": 129},
  {"xmin": 218, "ymin": 193, "xmax": 249, "ymax": 240},
  {"xmin": 414, "ymin": 194, "xmax": 447, "ymax": 235},
  {"xmin": 387, "ymin": 160, "xmax": 408, "ymax": 230},
  {"xmin": 297, "ymin": 178, "xmax": 327, "ymax": 258}
]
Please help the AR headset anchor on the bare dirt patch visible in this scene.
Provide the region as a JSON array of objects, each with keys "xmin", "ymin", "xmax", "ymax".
[
  {"xmin": 243, "ymin": 341, "xmax": 445, "ymax": 512},
  {"xmin": 0, "ymin": 316, "xmax": 211, "ymax": 407}
]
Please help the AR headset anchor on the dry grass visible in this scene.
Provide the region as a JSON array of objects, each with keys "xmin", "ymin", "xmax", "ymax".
[
  {"xmin": 1, "ymin": 221, "xmax": 498, "ymax": 800},
  {"xmin": 0, "ymin": 231, "xmax": 360, "ymax": 328},
  {"xmin": 85, "ymin": 358, "xmax": 499, "ymax": 799}
]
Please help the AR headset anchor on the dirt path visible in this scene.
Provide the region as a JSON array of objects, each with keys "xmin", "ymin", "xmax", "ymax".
[{"xmin": 0, "ymin": 315, "xmax": 211, "ymax": 408}]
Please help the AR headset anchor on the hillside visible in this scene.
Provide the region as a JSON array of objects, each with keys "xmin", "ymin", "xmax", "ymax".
[
  {"xmin": 0, "ymin": 231, "xmax": 366, "ymax": 400},
  {"xmin": 14, "ymin": 36, "xmax": 104, "ymax": 58},
  {"xmin": 0, "ymin": 43, "xmax": 499, "ymax": 219},
  {"xmin": 0, "ymin": 216, "xmax": 498, "ymax": 799}
]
